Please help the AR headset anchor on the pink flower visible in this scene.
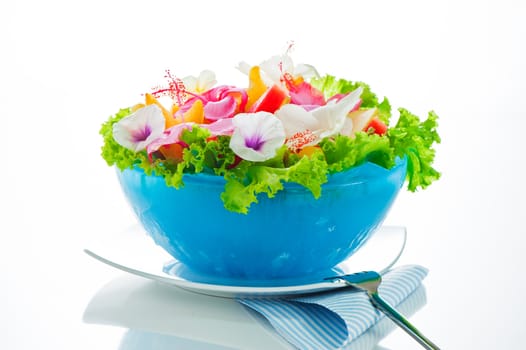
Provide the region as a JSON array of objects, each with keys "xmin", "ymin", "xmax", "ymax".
[
  {"xmin": 288, "ymin": 81, "xmax": 326, "ymax": 109},
  {"xmin": 201, "ymin": 118, "xmax": 235, "ymax": 136},
  {"xmin": 176, "ymin": 85, "xmax": 248, "ymax": 121},
  {"xmin": 146, "ymin": 123, "xmax": 194, "ymax": 156}
]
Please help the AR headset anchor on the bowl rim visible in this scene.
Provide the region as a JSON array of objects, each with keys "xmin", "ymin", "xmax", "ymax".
[{"xmin": 120, "ymin": 156, "xmax": 407, "ymax": 190}]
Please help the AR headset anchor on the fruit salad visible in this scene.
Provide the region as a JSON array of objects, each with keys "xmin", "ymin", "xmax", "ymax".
[{"xmin": 100, "ymin": 53, "xmax": 440, "ymax": 213}]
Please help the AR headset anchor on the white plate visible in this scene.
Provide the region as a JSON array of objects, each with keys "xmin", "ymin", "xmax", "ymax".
[{"xmin": 84, "ymin": 225, "xmax": 406, "ymax": 298}]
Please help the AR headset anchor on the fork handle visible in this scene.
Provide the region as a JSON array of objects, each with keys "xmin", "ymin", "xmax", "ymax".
[{"xmin": 369, "ymin": 292, "xmax": 441, "ymax": 350}]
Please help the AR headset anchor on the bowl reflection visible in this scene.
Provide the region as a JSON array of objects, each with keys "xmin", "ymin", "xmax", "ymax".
[{"xmin": 116, "ymin": 285, "xmax": 426, "ymax": 350}]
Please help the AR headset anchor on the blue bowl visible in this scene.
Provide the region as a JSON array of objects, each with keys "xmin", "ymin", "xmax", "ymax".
[{"xmin": 116, "ymin": 157, "xmax": 407, "ymax": 281}]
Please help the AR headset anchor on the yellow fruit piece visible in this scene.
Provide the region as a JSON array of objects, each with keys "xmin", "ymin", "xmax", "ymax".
[
  {"xmin": 182, "ymin": 99, "xmax": 204, "ymax": 124},
  {"xmin": 246, "ymin": 66, "xmax": 267, "ymax": 110},
  {"xmin": 145, "ymin": 93, "xmax": 179, "ymax": 128},
  {"xmin": 131, "ymin": 103, "xmax": 145, "ymax": 112},
  {"xmin": 293, "ymin": 76, "xmax": 304, "ymax": 85},
  {"xmin": 171, "ymin": 104, "xmax": 180, "ymax": 116},
  {"xmin": 298, "ymin": 145, "xmax": 321, "ymax": 158}
]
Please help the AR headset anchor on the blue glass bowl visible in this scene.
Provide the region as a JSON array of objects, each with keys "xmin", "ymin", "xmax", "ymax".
[{"xmin": 116, "ymin": 157, "xmax": 407, "ymax": 281}]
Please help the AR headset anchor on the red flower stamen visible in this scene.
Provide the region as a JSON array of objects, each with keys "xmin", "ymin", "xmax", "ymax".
[
  {"xmin": 151, "ymin": 69, "xmax": 188, "ymax": 106},
  {"xmin": 285, "ymin": 40, "xmax": 295, "ymax": 55},
  {"xmin": 286, "ymin": 130, "xmax": 317, "ymax": 152},
  {"xmin": 278, "ymin": 41, "xmax": 297, "ymax": 91}
]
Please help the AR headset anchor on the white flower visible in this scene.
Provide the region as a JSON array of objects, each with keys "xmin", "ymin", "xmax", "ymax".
[
  {"xmin": 230, "ymin": 112, "xmax": 286, "ymax": 162},
  {"xmin": 274, "ymin": 104, "xmax": 318, "ymax": 138},
  {"xmin": 182, "ymin": 70, "xmax": 217, "ymax": 94},
  {"xmin": 112, "ymin": 105, "xmax": 165, "ymax": 152},
  {"xmin": 275, "ymin": 86, "xmax": 363, "ymax": 144},
  {"xmin": 259, "ymin": 54, "xmax": 294, "ymax": 86},
  {"xmin": 237, "ymin": 53, "xmax": 319, "ymax": 87}
]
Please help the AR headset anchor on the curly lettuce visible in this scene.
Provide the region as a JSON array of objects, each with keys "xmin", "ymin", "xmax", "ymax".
[
  {"xmin": 311, "ymin": 75, "xmax": 440, "ymax": 192},
  {"xmin": 389, "ymin": 108, "xmax": 441, "ymax": 191},
  {"xmin": 220, "ymin": 152, "xmax": 328, "ymax": 214},
  {"xmin": 148, "ymin": 128, "xmax": 240, "ymax": 189},
  {"xmin": 311, "ymin": 75, "xmax": 392, "ymax": 123},
  {"xmin": 100, "ymin": 77, "xmax": 440, "ymax": 214},
  {"xmin": 100, "ymin": 108, "xmax": 150, "ymax": 171},
  {"xmin": 319, "ymin": 132, "xmax": 394, "ymax": 172}
]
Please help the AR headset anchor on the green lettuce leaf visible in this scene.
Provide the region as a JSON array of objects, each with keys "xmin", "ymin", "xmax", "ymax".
[
  {"xmin": 319, "ymin": 132, "xmax": 394, "ymax": 173},
  {"xmin": 310, "ymin": 75, "xmax": 391, "ymax": 122},
  {"xmin": 388, "ymin": 108, "xmax": 441, "ymax": 191},
  {"xmin": 100, "ymin": 85, "xmax": 441, "ymax": 214},
  {"xmin": 161, "ymin": 128, "xmax": 239, "ymax": 188},
  {"xmin": 220, "ymin": 153, "xmax": 328, "ymax": 214}
]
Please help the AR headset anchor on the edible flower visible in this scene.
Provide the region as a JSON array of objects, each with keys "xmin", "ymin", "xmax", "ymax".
[
  {"xmin": 239, "ymin": 54, "xmax": 318, "ymax": 88},
  {"xmin": 176, "ymin": 85, "xmax": 248, "ymax": 121},
  {"xmin": 229, "ymin": 112, "xmax": 286, "ymax": 162},
  {"xmin": 276, "ymin": 86, "xmax": 363, "ymax": 147},
  {"xmin": 112, "ymin": 105, "xmax": 165, "ymax": 152},
  {"xmin": 146, "ymin": 122, "xmax": 194, "ymax": 159},
  {"xmin": 100, "ymin": 52, "xmax": 441, "ymax": 213},
  {"xmin": 182, "ymin": 70, "xmax": 217, "ymax": 94}
]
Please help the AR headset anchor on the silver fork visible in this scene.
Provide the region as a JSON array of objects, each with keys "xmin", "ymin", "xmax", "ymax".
[{"xmin": 326, "ymin": 271, "xmax": 440, "ymax": 350}]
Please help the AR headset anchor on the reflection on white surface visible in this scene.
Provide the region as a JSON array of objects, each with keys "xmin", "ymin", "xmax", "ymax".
[
  {"xmin": 83, "ymin": 275, "xmax": 293, "ymax": 349},
  {"xmin": 118, "ymin": 330, "xmax": 399, "ymax": 350},
  {"xmin": 85, "ymin": 273, "xmax": 426, "ymax": 350},
  {"xmin": 119, "ymin": 330, "xmax": 233, "ymax": 350},
  {"xmin": 116, "ymin": 287, "xmax": 427, "ymax": 350}
]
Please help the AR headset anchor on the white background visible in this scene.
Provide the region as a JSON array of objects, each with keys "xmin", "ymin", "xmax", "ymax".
[{"xmin": 2, "ymin": 0, "xmax": 526, "ymax": 349}]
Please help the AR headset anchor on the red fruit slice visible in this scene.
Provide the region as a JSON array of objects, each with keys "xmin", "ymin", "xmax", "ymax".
[
  {"xmin": 159, "ymin": 143, "xmax": 184, "ymax": 161},
  {"xmin": 365, "ymin": 117, "xmax": 388, "ymax": 135},
  {"xmin": 249, "ymin": 84, "xmax": 288, "ymax": 113},
  {"xmin": 349, "ymin": 108, "xmax": 377, "ymax": 134}
]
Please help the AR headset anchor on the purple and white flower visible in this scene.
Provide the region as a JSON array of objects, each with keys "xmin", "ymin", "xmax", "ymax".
[
  {"xmin": 112, "ymin": 105, "xmax": 165, "ymax": 152},
  {"xmin": 229, "ymin": 112, "xmax": 286, "ymax": 162}
]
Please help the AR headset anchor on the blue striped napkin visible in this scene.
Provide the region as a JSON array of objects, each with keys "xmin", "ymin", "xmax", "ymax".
[{"xmin": 238, "ymin": 264, "xmax": 428, "ymax": 350}]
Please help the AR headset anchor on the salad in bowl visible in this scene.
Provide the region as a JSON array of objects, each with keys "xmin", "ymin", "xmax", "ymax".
[{"xmin": 99, "ymin": 53, "xmax": 440, "ymax": 280}]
